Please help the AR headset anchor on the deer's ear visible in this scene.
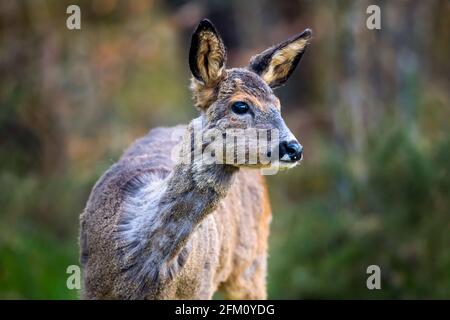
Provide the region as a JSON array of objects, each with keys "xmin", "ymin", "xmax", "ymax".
[
  {"xmin": 249, "ymin": 28, "xmax": 312, "ymax": 88},
  {"xmin": 189, "ymin": 19, "xmax": 227, "ymax": 86}
]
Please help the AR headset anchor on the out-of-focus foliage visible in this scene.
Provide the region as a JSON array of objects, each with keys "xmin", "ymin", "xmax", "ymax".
[
  {"xmin": 0, "ymin": 0, "xmax": 449, "ymax": 299},
  {"xmin": 269, "ymin": 118, "xmax": 450, "ymax": 299}
]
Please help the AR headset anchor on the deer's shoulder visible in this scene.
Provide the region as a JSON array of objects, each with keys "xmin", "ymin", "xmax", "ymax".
[{"xmin": 81, "ymin": 125, "xmax": 186, "ymax": 229}]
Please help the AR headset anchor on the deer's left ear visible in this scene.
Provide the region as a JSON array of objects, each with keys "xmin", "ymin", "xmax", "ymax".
[{"xmin": 249, "ymin": 28, "xmax": 312, "ymax": 88}]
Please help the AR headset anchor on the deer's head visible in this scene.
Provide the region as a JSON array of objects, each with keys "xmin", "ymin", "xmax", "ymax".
[{"xmin": 188, "ymin": 19, "xmax": 311, "ymax": 170}]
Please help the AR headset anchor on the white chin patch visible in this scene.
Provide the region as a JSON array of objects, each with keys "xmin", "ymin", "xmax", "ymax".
[
  {"xmin": 280, "ymin": 154, "xmax": 291, "ymax": 162},
  {"xmin": 275, "ymin": 160, "xmax": 299, "ymax": 170}
]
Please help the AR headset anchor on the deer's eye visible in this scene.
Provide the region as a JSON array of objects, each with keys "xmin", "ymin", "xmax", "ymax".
[{"xmin": 231, "ymin": 101, "xmax": 249, "ymax": 114}]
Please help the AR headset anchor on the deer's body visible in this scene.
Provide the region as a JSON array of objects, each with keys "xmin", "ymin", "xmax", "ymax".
[
  {"xmin": 80, "ymin": 19, "xmax": 311, "ymax": 299},
  {"xmin": 80, "ymin": 124, "xmax": 271, "ymax": 299}
]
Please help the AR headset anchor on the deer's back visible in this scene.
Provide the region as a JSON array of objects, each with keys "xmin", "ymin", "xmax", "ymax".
[{"xmin": 80, "ymin": 125, "xmax": 271, "ymax": 299}]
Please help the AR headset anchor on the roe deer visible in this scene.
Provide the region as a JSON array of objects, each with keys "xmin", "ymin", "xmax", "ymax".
[{"xmin": 80, "ymin": 19, "xmax": 312, "ymax": 299}]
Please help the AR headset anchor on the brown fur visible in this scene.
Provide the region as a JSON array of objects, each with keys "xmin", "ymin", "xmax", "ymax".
[
  {"xmin": 249, "ymin": 28, "xmax": 312, "ymax": 88},
  {"xmin": 190, "ymin": 78, "xmax": 218, "ymax": 110},
  {"xmin": 229, "ymin": 92, "xmax": 267, "ymax": 111},
  {"xmin": 196, "ymin": 30, "xmax": 226, "ymax": 83},
  {"xmin": 260, "ymin": 38, "xmax": 310, "ymax": 86}
]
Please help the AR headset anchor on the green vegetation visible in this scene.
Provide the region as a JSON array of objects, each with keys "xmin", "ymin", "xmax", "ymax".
[
  {"xmin": 0, "ymin": 224, "xmax": 79, "ymax": 299},
  {"xmin": 269, "ymin": 124, "xmax": 450, "ymax": 299}
]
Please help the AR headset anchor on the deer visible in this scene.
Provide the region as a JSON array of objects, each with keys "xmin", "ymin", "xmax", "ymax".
[{"xmin": 79, "ymin": 19, "xmax": 312, "ymax": 299}]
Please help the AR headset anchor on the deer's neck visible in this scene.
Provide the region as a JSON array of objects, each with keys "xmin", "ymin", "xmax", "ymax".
[
  {"xmin": 117, "ymin": 121, "xmax": 237, "ymax": 295},
  {"xmin": 157, "ymin": 160, "xmax": 237, "ymax": 257},
  {"xmin": 160, "ymin": 116, "xmax": 238, "ymax": 239}
]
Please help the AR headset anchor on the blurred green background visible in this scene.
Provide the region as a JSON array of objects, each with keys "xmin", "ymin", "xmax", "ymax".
[{"xmin": 0, "ymin": 0, "xmax": 449, "ymax": 299}]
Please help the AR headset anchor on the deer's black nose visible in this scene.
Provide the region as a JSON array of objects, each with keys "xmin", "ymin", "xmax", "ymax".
[{"xmin": 279, "ymin": 141, "xmax": 303, "ymax": 162}]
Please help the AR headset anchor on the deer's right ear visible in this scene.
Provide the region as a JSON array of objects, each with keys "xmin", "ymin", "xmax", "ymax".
[
  {"xmin": 189, "ymin": 19, "xmax": 227, "ymax": 86},
  {"xmin": 249, "ymin": 28, "xmax": 312, "ymax": 88}
]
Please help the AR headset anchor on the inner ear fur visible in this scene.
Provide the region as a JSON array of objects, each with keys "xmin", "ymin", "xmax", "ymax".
[
  {"xmin": 249, "ymin": 28, "xmax": 312, "ymax": 88},
  {"xmin": 189, "ymin": 19, "xmax": 227, "ymax": 86}
]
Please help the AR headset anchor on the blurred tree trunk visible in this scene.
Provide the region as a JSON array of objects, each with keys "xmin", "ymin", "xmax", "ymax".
[{"xmin": 328, "ymin": 0, "xmax": 433, "ymax": 155}]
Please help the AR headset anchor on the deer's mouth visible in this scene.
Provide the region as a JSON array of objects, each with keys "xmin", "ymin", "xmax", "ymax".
[
  {"xmin": 279, "ymin": 152, "xmax": 303, "ymax": 168},
  {"xmin": 277, "ymin": 159, "xmax": 301, "ymax": 170}
]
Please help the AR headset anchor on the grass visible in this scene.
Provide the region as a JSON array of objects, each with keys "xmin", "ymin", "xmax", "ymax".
[{"xmin": 0, "ymin": 224, "xmax": 79, "ymax": 299}]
